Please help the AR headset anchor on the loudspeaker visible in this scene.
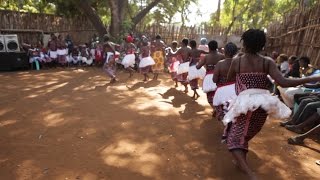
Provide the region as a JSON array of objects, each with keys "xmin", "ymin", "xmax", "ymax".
[
  {"xmin": 4, "ymin": 34, "xmax": 20, "ymax": 52},
  {"xmin": 0, "ymin": 35, "xmax": 5, "ymax": 52},
  {"xmin": 0, "ymin": 52, "xmax": 29, "ymax": 71}
]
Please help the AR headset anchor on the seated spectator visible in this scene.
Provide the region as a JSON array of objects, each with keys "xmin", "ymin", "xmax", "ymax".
[
  {"xmin": 280, "ymin": 92, "xmax": 320, "ymax": 126},
  {"xmin": 80, "ymin": 44, "xmax": 93, "ymax": 66},
  {"xmin": 299, "ymin": 56, "xmax": 315, "ymax": 77},
  {"xmin": 28, "ymin": 43, "xmax": 41, "ymax": 70},
  {"xmin": 69, "ymin": 46, "xmax": 81, "ymax": 65},
  {"xmin": 278, "ymin": 56, "xmax": 319, "ymax": 108},
  {"xmin": 287, "ymin": 55, "xmax": 300, "ymax": 78},
  {"xmin": 277, "ymin": 54, "xmax": 289, "ymax": 76}
]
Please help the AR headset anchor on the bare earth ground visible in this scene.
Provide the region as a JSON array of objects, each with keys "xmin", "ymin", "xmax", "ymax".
[{"xmin": 0, "ymin": 68, "xmax": 319, "ymax": 180}]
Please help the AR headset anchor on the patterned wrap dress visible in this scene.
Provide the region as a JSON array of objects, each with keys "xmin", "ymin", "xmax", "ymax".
[
  {"xmin": 152, "ymin": 51, "xmax": 165, "ymax": 73},
  {"xmin": 226, "ymin": 58, "xmax": 269, "ymax": 151}
]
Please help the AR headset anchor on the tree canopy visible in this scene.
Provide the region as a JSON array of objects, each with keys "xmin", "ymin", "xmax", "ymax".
[{"xmin": 210, "ymin": 0, "xmax": 319, "ymax": 33}]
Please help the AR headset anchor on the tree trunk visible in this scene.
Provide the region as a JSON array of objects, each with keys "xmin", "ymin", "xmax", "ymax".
[
  {"xmin": 132, "ymin": 0, "xmax": 162, "ymax": 25},
  {"xmin": 216, "ymin": 0, "xmax": 221, "ymax": 22},
  {"xmin": 76, "ymin": 0, "xmax": 108, "ymax": 37},
  {"xmin": 109, "ymin": 0, "xmax": 128, "ymax": 37}
]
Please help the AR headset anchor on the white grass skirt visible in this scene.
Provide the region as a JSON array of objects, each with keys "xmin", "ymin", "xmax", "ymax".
[
  {"xmin": 139, "ymin": 56, "xmax": 155, "ymax": 68},
  {"xmin": 202, "ymin": 74, "xmax": 217, "ymax": 93},
  {"xmin": 188, "ymin": 65, "xmax": 206, "ymax": 80},
  {"xmin": 212, "ymin": 83, "xmax": 237, "ymax": 106},
  {"xmin": 82, "ymin": 57, "xmax": 93, "ymax": 65},
  {"xmin": 177, "ymin": 62, "xmax": 189, "ymax": 75},
  {"xmin": 169, "ymin": 61, "xmax": 180, "ymax": 73},
  {"xmin": 223, "ymin": 88, "xmax": 292, "ymax": 125},
  {"xmin": 57, "ymin": 49, "xmax": 67, "ymax": 56},
  {"xmin": 90, "ymin": 49, "xmax": 95, "ymax": 57},
  {"xmin": 122, "ymin": 54, "xmax": 135, "ymax": 68},
  {"xmin": 49, "ymin": 51, "xmax": 58, "ymax": 59}
]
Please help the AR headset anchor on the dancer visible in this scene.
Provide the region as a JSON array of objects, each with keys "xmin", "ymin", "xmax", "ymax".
[
  {"xmin": 103, "ymin": 38, "xmax": 117, "ymax": 83},
  {"xmin": 212, "ymin": 42, "xmax": 237, "ymax": 121},
  {"xmin": 188, "ymin": 40, "xmax": 208, "ymax": 99},
  {"xmin": 139, "ymin": 38, "xmax": 155, "ymax": 81},
  {"xmin": 151, "ymin": 35, "xmax": 166, "ymax": 80},
  {"xmin": 225, "ymin": 29, "xmax": 320, "ymax": 180},
  {"xmin": 198, "ymin": 38, "xmax": 209, "ymax": 61},
  {"xmin": 197, "ymin": 40, "xmax": 224, "ymax": 114},
  {"xmin": 121, "ymin": 36, "xmax": 136, "ymax": 77},
  {"xmin": 166, "ymin": 41, "xmax": 180, "ymax": 87},
  {"xmin": 175, "ymin": 38, "xmax": 192, "ymax": 93}
]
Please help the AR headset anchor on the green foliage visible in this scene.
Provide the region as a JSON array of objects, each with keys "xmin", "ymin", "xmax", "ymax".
[
  {"xmin": 209, "ymin": 0, "xmax": 319, "ymax": 32},
  {"xmin": 0, "ymin": 0, "xmax": 55, "ymax": 13}
]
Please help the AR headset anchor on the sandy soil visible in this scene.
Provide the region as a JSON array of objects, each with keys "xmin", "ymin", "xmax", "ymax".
[{"xmin": 0, "ymin": 68, "xmax": 319, "ymax": 180}]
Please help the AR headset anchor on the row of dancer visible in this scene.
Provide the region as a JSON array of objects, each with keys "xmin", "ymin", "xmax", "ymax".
[
  {"xmin": 190, "ymin": 29, "xmax": 320, "ymax": 180},
  {"xmin": 161, "ymin": 30, "xmax": 320, "ymax": 179},
  {"xmin": 102, "ymin": 35, "xmax": 166, "ymax": 83}
]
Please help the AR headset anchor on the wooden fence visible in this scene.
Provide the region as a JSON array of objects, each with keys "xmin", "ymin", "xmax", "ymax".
[
  {"xmin": 0, "ymin": 10, "xmax": 97, "ymax": 45},
  {"xmin": 266, "ymin": 2, "xmax": 320, "ymax": 67},
  {"xmin": 136, "ymin": 23, "xmax": 244, "ymax": 48}
]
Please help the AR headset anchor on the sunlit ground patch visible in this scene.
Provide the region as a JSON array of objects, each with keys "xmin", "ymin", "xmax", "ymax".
[{"xmin": 100, "ymin": 140, "xmax": 162, "ymax": 178}]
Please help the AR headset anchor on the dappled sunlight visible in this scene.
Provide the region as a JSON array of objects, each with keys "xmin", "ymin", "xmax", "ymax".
[
  {"xmin": 101, "ymin": 139, "xmax": 162, "ymax": 178},
  {"xmin": 0, "ymin": 119, "xmax": 17, "ymax": 127},
  {"xmin": 42, "ymin": 111, "xmax": 66, "ymax": 127},
  {"xmin": 1, "ymin": 69, "xmax": 319, "ymax": 180},
  {"xmin": 0, "ymin": 108, "xmax": 13, "ymax": 116},
  {"xmin": 16, "ymin": 160, "xmax": 43, "ymax": 180},
  {"xmin": 25, "ymin": 82, "xmax": 69, "ymax": 99}
]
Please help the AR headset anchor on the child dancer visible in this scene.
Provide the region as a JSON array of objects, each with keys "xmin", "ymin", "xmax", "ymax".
[
  {"xmin": 139, "ymin": 38, "xmax": 155, "ymax": 81},
  {"xmin": 188, "ymin": 40, "xmax": 208, "ymax": 99},
  {"xmin": 175, "ymin": 38, "xmax": 191, "ymax": 93},
  {"xmin": 197, "ymin": 40, "xmax": 225, "ymax": 115},
  {"xmin": 103, "ymin": 36, "xmax": 117, "ymax": 83},
  {"xmin": 166, "ymin": 41, "xmax": 180, "ymax": 87},
  {"xmin": 121, "ymin": 36, "xmax": 136, "ymax": 77}
]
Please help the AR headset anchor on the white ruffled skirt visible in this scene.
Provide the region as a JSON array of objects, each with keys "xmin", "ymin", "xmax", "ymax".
[
  {"xmin": 57, "ymin": 49, "xmax": 67, "ymax": 56},
  {"xmin": 213, "ymin": 83, "xmax": 237, "ymax": 106},
  {"xmin": 222, "ymin": 88, "xmax": 292, "ymax": 126},
  {"xmin": 202, "ymin": 74, "xmax": 217, "ymax": 93},
  {"xmin": 177, "ymin": 62, "xmax": 189, "ymax": 75},
  {"xmin": 122, "ymin": 54, "xmax": 135, "ymax": 68},
  {"xmin": 139, "ymin": 56, "xmax": 155, "ymax": 68},
  {"xmin": 49, "ymin": 51, "xmax": 58, "ymax": 59},
  {"xmin": 82, "ymin": 57, "xmax": 93, "ymax": 65},
  {"xmin": 188, "ymin": 65, "xmax": 206, "ymax": 80}
]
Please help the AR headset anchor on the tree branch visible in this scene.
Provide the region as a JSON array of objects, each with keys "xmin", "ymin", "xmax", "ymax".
[
  {"xmin": 76, "ymin": 0, "xmax": 108, "ymax": 36},
  {"xmin": 132, "ymin": 0, "xmax": 162, "ymax": 25}
]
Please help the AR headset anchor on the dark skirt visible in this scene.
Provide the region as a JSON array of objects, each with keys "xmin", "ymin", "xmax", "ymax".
[{"xmin": 226, "ymin": 108, "xmax": 267, "ymax": 151}]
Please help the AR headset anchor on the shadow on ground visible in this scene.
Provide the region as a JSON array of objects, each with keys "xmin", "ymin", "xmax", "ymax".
[{"xmin": 0, "ymin": 68, "xmax": 319, "ymax": 180}]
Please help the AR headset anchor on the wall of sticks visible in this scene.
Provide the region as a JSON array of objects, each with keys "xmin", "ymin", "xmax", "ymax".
[
  {"xmin": 266, "ymin": 2, "xmax": 320, "ymax": 67},
  {"xmin": 0, "ymin": 10, "xmax": 97, "ymax": 45}
]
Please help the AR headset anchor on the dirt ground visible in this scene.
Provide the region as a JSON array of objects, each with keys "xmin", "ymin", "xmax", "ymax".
[{"xmin": 0, "ymin": 68, "xmax": 319, "ymax": 180}]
